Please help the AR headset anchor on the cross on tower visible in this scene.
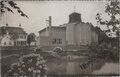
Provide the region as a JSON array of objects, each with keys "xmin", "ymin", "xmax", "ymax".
[{"xmin": 74, "ymin": 6, "xmax": 76, "ymax": 12}]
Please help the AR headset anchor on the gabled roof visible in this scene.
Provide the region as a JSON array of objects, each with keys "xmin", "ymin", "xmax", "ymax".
[
  {"xmin": 38, "ymin": 26, "xmax": 66, "ymax": 33},
  {"xmin": 0, "ymin": 26, "xmax": 27, "ymax": 35}
]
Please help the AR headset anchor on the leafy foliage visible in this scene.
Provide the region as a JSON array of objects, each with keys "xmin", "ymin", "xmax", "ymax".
[
  {"xmin": 27, "ymin": 33, "xmax": 36, "ymax": 46},
  {"xmin": 5, "ymin": 53, "xmax": 47, "ymax": 77},
  {"xmin": 0, "ymin": 26, "xmax": 6, "ymax": 36},
  {"xmin": 11, "ymin": 33, "xmax": 19, "ymax": 40},
  {"xmin": 0, "ymin": 26, "xmax": 19, "ymax": 40},
  {"xmin": 0, "ymin": 0, "xmax": 28, "ymax": 18},
  {"xmin": 95, "ymin": 0, "xmax": 120, "ymax": 37}
]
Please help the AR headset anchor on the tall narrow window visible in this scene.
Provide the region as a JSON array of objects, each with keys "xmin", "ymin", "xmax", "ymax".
[
  {"xmin": 60, "ymin": 39, "xmax": 62, "ymax": 44},
  {"xmin": 55, "ymin": 39, "xmax": 56, "ymax": 44},
  {"xmin": 59, "ymin": 38, "xmax": 61, "ymax": 44}
]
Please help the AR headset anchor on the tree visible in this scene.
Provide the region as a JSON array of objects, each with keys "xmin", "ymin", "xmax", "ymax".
[
  {"xmin": 0, "ymin": 0, "xmax": 28, "ymax": 18},
  {"xmin": 11, "ymin": 33, "xmax": 19, "ymax": 40},
  {"xmin": 5, "ymin": 53, "xmax": 47, "ymax": 77},
  {"xmin": 0, "ymin": 26, "xmax": 6, "ymax": 36},
  {"xmin": 27, "ymin": 33, "xmax": 36, "ymax": 46},
  {"xmin": 96, "ymin": 0, "xmax": 120, "ymax": 37}
]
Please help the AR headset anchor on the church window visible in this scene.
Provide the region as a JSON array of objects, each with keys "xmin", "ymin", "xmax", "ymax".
[
  {"xmin": 21, "ymin": 41, "xmax": 23, "ymax": 45},
  {"xmin": 52, "ymin": 38, "xmax": 62, "ymax": 45},
  {"xmin": 56, "ymin": 38, "xmax": 58, "ymax": 44},
  {"xmin": 60, "ymin": 39, "xmax": 62, "ymax": 44},
  {"xmin": 58, "ymin": 38, "xmax": 60, "ymax": 44},
  {"xmin": 53, "ymin": 39, "xmax": 54, "ymax": 44}
]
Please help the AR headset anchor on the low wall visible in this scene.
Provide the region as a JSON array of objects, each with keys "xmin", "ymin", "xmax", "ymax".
[{"xmin": 39, "ymin": 45, "xmax": 90, "ymax": 51}]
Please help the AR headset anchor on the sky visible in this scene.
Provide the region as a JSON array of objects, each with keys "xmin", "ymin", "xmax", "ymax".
[{"xmin": 0, "ymin": 0, "xmax": 109, "ymax": 36}]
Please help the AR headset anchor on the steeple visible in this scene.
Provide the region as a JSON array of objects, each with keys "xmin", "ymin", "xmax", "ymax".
[
  {"xmin": 69, "ymin": 12, "xmax": 82, "ymax": 23},
  {"xmin": 69, "ymin": 6, "xmax": 82, "ymax": 23}
]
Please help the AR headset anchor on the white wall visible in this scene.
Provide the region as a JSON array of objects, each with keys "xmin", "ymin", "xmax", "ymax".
[
  {"xmin": 66, "ymin": 22, "xmax": 97, "ymax": 46},
  {"xmin": 1, "ymin": 34, "xmax": 14, "ymax": 46},
  {"xmin": 51, "ymin": 27, "xmax": 66, "ymax": 46},
  {"xmin": 66, "ymin": 23, "xmax": 75, "ymax": 45}
]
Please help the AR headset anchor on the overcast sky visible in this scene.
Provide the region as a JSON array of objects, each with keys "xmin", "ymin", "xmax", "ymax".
[{"xmin": 0, "ymin": 1, "xmax": 109, "ymax": 36}]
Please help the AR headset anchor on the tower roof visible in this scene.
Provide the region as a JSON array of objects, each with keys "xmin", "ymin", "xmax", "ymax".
[
  {"xmin": 0, "ymin": 26, "xmax": 27, "ymax": 35},
  {"xmin": 69, "ymin": 12, "xmax": 82, "ymax": 23}
]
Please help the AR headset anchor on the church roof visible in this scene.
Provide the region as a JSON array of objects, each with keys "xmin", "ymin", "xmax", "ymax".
[
  {"xmin": 38, "ymin": 26, "xmax": 66, "ymax": 33},
  {"xmin": 0, "ymin": 26, "xmax": 27, "ymax": 35},
  {"xmin": 69, "ymin": 12, "xmax": 81, "ymax": 15}
]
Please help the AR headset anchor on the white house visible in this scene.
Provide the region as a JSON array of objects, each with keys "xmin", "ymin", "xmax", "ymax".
[{"xmin": 0, "ymin": 24, "xmax": 27, "ymax": 46}]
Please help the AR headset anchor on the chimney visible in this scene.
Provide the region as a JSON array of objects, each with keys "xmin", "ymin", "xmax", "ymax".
[
  {"xmin": 49, "ymin": 16, "xmax": 52, "ymax": 45},
  {"xmin": 19, "ymin": 23, "xmax": 21, "ymax": 27},
  {"xmin": 6, "ymin": 23, "xmax": 8, "ymax": 27}
]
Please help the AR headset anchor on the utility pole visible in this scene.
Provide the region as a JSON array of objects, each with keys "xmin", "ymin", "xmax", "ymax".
[{"xmin": 49, "ymin": 16, "xmax": 52, "ymax": 46}]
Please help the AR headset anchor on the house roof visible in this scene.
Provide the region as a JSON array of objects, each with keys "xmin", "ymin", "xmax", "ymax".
[
  {"xmin": 0, "ymin": 26, "xmax": 27, "ymax": 35},
  {"xmin": 38, "ymin": 26, "xmax": 66, "ymax": 33}
]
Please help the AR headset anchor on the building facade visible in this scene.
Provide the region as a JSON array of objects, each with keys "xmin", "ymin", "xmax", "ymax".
[
  {"xmin": 38, "ymin": 12, "xmax": 98, "ymax": 47},
  {"xmin": 38, "ymin": 26, "xmax": 66, "ymax": 46}
]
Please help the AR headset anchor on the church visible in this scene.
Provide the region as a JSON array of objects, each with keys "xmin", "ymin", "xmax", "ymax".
[{"xmin": 38, "ymin": 12, "xmax": 98, "ymax": 47}]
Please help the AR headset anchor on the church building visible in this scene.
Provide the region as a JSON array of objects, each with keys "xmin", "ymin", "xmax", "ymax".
[{"xmin": 38, "ymin": 12, "xmax": 98, "ymax": 47}]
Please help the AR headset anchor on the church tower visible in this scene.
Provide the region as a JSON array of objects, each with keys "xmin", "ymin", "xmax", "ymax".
[{"xmin": 69, "ymin": 12, "xmax": 82, "ymax": 23}]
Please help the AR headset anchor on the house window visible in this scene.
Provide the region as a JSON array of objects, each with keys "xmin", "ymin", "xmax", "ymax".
[
  {"xmin": 4, "ymin": 42, "xmax": 6, "ymax": 45},
  {"xmin": 24, "ymin": 36, "xmax": 26, "ymax": 39},
  {"xmin": 20, "ymin": 35, "xmax": 23, "ymax": 39},
  {"xmin": 17, "ymin": 41, "xmax": 20, "ymax": 45},
  {"xmin": 24, "ymin": 41, "xmax": 26, "ymax": 45},
  {"xmin": 59, "ymin": 38, "xmax": 61, "ymax": 44},
  {"xmin": 9, "ymin": 42, "xmax": 11, "ymax": 45},
  {"xmin": 52, "ymin": 40, "xmax": 55, "ymax": 44},
  {"xmin": 14, "ymin": 42, "xmax": 16, "ymax": 46},
  {"xmin": 21, "ymin": 41, "xmax": 25, "ymax": 45},
  {"xmin": 21, "ymin": 41, "xmax": 23, "ymax": 45}
]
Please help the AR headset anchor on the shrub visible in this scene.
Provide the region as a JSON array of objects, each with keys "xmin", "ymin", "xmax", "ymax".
[{"xmin": 4, "ymin": 53, "xmax": 47, "ymax": 77}]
